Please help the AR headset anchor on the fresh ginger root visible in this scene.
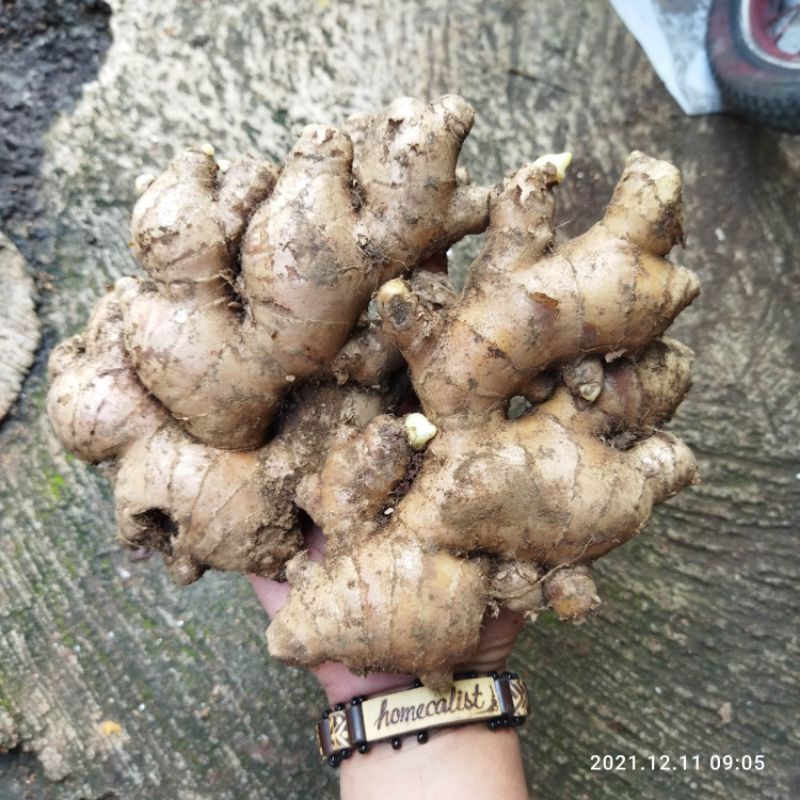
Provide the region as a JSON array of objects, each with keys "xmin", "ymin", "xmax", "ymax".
[
  {"xmin": 47, "ymin": 96, "xmax": 699, "ymax": 684},
  {"xmin": 268, "ymin": 150, "xmax": 700, "ymax": 684},
  {"xmin": 123, "ymin": 96, "xmax": 486, "ymax": 449}
]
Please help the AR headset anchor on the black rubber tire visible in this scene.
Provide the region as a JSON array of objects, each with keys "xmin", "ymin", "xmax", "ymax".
[{"xmin": 707, "ymin": 0, "xmax": 800, "ymax": 132}]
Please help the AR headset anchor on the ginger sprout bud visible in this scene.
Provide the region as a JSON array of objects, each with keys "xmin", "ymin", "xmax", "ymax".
[
  {"xmin": 405, "ymin": 413, "xmax": 437, "ymax": 449},
  {"xmin": 578, "ymin": 382, "xmax": 602, "ymax": 403},
  {"xmin": 533, "ymin": 152, "xmax": 572, "ymax": 183},
  {"xmin": 377, "ymin": 278, "xmax": 411, "ymax": 303}
]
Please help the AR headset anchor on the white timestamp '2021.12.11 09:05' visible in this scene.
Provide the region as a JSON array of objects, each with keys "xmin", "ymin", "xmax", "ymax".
[{"xmin": 590, "ymin": 754, "xmax": 766, "ymax": 772}]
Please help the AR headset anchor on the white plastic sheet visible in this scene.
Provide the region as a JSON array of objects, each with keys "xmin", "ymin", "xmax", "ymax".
[{"xmin": 609, "ymin": 0, "xmax": 723, "ymax": 115}]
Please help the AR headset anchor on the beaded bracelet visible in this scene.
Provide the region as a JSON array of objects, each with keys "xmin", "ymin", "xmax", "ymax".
[{"xmin": 315, "ymin": 671, "xmax": 529, "ymax": 768}]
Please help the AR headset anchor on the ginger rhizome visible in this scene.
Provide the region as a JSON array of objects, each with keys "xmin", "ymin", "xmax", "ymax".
[{"xmin": 47, "ymin": 96, "xmax": 699, "ymax": 685}]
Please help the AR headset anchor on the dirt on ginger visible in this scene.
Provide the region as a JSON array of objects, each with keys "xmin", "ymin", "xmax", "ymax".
[{"xmin": 47, "ymin": 95, "xmax": 699, "ymax": 686}]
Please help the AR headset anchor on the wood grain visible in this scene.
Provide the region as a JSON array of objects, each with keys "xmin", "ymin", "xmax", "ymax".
[{"xmin": 1, "ymin": 1, "xmax": 797, "ymax": 798}]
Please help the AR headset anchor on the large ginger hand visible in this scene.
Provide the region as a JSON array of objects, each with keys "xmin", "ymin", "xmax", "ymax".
[
  {"xmin": 267, "ymin": 152, "xmax": 700, "ymax": 686},
  {"xmin": 46, "ymin": 97, "xmax": 700, "ymax": 685}
]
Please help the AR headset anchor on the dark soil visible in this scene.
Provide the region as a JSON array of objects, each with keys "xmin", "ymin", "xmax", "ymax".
[{"xmin": 0, "ymin": 0, "xmax": 112, "ymax": 263}]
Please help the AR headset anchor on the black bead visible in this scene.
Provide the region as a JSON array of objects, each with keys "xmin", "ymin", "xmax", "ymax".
[
  {"xmin": 334, "ymin": 702, "xmax": 345, "ymax": 711},
  {"xmin": 412, "ymin": 679, "xmax": 423, "ymax": 688},
  {"xmin": 328, "ymin": 753, "xmax": 342, "ymax": 768},
  {"xmin": 416, "ymin": 731, "xmax": 429, "ymax": 744},
  {"xmin": 391, "ymin": 737, "xmax": 403, "ymax": 750},
  {"xmin": 488, "ymin": 719, "xmax": 501, "ymax": 731},
  {"xmin": 513, "ymin": 716, "xmax": 525, "ymax": 727},
  {"xmin": 357, "ymin": 742, "xmax": 371, "ymax": 754},
  {"xmin": 489, "ymin": 671, "xmax": 499, "ymax": 679},
  {"xmin": 322, "ymin": 708, "xmax": 331, "ymax": 719},
  {"xmin": 341, "ymin": 748, "xmax": 353, "ymax": 760},
  {"xmin": 350, "ymin": 695, "xmax": 364, "ymax": 706}
]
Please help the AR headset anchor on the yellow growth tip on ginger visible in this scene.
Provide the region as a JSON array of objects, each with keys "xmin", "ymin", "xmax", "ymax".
[
  {"xmin": 46, "ymin": 96, "xmax": 699, "ymax": 685},
  {"xmin": 404, "ymin": 413, "xmax": 437, "ymax": 449},
  {"xmin": 533, "ymin": 151, "xmax": 572, "ymax": 182},
  {"xmin": 579, "ymin": 383, "xmax": 602, "ymax": 402},
  {"xmin": 377, "ymin": 278, "xmax": 412, "ymax": 303}
]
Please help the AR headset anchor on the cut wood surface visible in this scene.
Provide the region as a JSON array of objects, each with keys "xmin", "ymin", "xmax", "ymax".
[{"xmin": 0, "ymin": 1, "xmax": 797, "ymax": 798}]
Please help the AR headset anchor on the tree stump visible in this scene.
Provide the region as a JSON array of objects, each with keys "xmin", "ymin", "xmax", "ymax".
[{"xmin": 1, "ymin": 1, "xmax": 797, "ymax": 798}]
